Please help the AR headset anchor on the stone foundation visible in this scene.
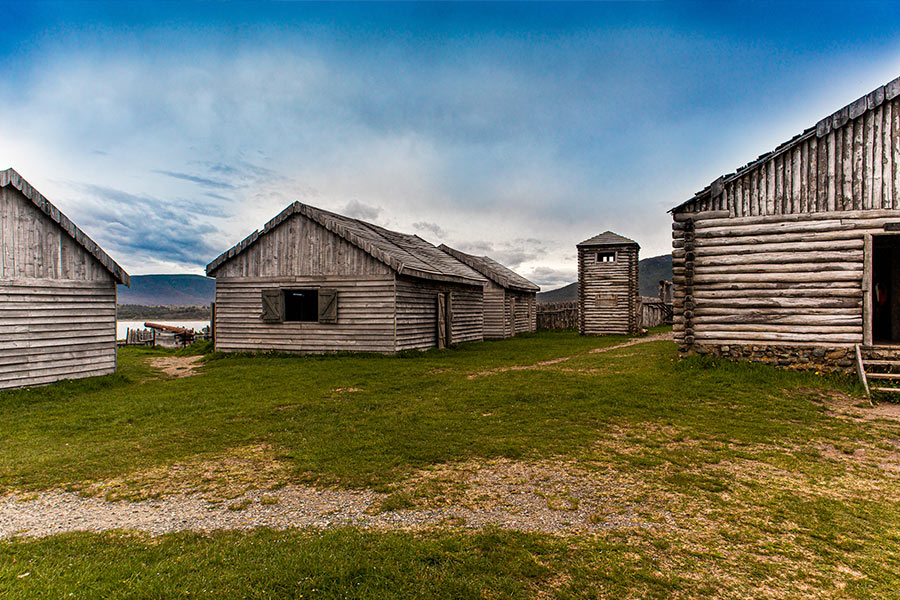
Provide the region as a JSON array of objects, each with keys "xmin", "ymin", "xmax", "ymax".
[{"xmin": 678, "ymin": 343, "xmax": 856, "ymax": 372}]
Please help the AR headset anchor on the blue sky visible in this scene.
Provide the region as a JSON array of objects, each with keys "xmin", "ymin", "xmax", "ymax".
[{"xmin": 2, "ymin": 1, "xmax": 900, "ymax": 289}]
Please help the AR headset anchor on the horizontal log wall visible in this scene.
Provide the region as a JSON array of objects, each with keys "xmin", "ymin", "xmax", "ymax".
[
  {"xmin": 2, "ymin": 186, "xmax": 112, "ymax": 281},
  {"xmin": 395, "ymin": 276, "xmax": 483, "ymax": 351},
  {"xmin": 0, "ymin": 278, "xmax": 117, "ymax": 389},
  {"xmin": 670, "ymin": 211, "xmax": 900, "ymax": 349},
  {"xmin": 578, "ymin": 245, "xmax": 639, "ymax": 335},
  {"xmin": 214, "ymin": 276, "xmax": 397, "ymax": 353}
]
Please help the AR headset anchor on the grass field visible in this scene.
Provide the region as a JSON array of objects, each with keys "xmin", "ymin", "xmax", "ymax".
[{"xmin": 2, "ymin": 329, "xmax": 900, "ymax": 598}]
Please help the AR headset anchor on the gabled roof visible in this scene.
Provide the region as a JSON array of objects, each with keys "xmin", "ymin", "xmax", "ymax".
[
  {"xmin": 670, "ymin": 74, "xmax": 900, "ymax": 214},
  {"xmin": 206, "ymin": 202, "xmax": 488, "ymax": 286},
  {"xmin": 437, "ymin": 244, "xmax": 540, "ymax": 293},
  {"xmin": 1, "ymin": 168, "xmax": 130, "ymax": 286},
  {"xmin": 577, "ymin": 231, "xmax": 639, "ymax": 248}
]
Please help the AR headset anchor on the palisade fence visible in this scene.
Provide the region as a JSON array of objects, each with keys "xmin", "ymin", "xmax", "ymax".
[
  {"xmin": 536, "ymin": 301, "xmax": 579, "ymax": 330},
  {"xmin": 537, "ymin": 297, "xmax": 672, "ymax": 331}
]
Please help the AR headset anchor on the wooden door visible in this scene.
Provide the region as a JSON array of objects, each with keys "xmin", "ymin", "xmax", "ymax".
[
  {"xmin": 436, "ymin": 293, "xmax": 447, "ymax": 349},
  {"xmin": 509, "ymin": 296, "xmax": 516, "ymax": 335},
  {"xmin": 436, "ymin": 292, "xmax": 452, "ymax": 349}
]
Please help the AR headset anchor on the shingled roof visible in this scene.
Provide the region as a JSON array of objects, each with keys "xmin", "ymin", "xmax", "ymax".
[
  {"xmin": 437, "ymin": 245, "xmax": 540, "ymax": 293},
  {"xmin": 1, "ymin": 168, "xmax": 130, "ymax": 286},
  {"xmin": 206, "ymin": 202, "xmax": 488, "ymax": 286},
  {"xmin": 577, "ymin": 231, "xmax": 639, "ymax": 248}
]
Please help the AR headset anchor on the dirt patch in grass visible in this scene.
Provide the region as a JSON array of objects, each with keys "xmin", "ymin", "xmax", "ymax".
[
  {"xmin": 148, "ymin": 355, "xmax": 204, "ymax": 379},
  {"xmin": 80, "ymin": 444, "xmax": 293, "ymax": 501},
  {"xmin": 467, "ymin": 331, "xmax": 674, "ymax": 379}
]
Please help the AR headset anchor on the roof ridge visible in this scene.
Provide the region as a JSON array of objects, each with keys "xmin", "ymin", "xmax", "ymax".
[
  {"xmin": 207, "ymin": 202, "xmax": 487, "ymax": 286},
  {"xmin": 0, "ymin": 168, "xmax": 130, "ymax": 286}
]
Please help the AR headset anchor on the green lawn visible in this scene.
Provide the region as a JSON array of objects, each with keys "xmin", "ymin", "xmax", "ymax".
[{"xmin": 3, "ymin": 329, "xmax": 900, "ymax": 598}]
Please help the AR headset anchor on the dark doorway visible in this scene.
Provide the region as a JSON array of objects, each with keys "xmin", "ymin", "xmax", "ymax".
[{"xmin": 872, "ymin": 236, "xmax": 900, "ymax": 343}]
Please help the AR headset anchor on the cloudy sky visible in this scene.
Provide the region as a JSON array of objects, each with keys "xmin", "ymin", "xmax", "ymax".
[{"xmin": 2, "ymin": 1, "xmax": 900, "ymax": 290}]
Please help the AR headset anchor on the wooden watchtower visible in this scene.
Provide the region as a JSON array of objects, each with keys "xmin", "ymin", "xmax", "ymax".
[{"xmin": 577, "ymin": 231, "xmax": 640, "ymax": 335}]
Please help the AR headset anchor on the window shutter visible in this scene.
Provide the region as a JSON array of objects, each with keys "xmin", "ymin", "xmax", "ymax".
[
  {"xmin": 318, "ymin": 288, "xmax": 338, "ymax": 324},
  {"xmin": 260, "ymin": 289, "xmax": 284, "ymax": 323}
]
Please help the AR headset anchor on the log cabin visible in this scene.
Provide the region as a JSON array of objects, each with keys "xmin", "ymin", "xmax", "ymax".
[
  {"xmin": 206, "ymin": 202, "xmax": 487, "ymax": 353},
  {"xmin": 437, "ymin": 244, "xmax": 539, "ymax": 338},
  {"xmin": 671, "ymin": 75, "xmax": 900, "ymax": 372},
  {"xmin": 577, "ymin": 232, "xmax": 640, "ymax": 335},
  {"xmin": 0, "ymin": 168, "xmax": 130, "ymax": 389}
]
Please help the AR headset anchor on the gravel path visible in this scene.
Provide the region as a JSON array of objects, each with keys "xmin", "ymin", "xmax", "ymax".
[{"xmin": 0, "ymin": 463, "xmax": 672, "ymax": 538}]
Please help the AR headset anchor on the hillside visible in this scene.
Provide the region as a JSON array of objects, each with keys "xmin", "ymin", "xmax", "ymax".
[
  {"xmin": 537, "ymin": 254, "xmax": 673, "ymax": 302},
  {"xmin": 117, "ymin": 274, "xmax": 216, "ymax": 306}
]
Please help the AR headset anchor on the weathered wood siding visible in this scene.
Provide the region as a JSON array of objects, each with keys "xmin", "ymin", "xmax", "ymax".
[
  {"xmin": 1, "ymin": 186, "xmax": 114, "ymax": 281},
  {"xmin": 1, "ymin": 186, "xmax": 117, "ymax": 389},
  {"xmin": 672, "ymin": 80, "xmax": 900, "ymax": 356},
  {"xmin": 483, "ymin": 280, "xmax": 507, "ymax": 339},
  {"xmin": 508, "ymin": 290, "xmax": 536, "ymax": 335},
  {"xmin": 578, "ymin": 245, "xmax": 639, "ymax": 335},
  {"xmin": 213, "ymin": 276, "xmax": 397, "ymax": 353},
  {"xmin": 670, "ymin": 211, "xmax": 900, "ymax": 348},
  {"xmin": 212, "ymin": 213, "xmax": 396, "ymax": 353},
  {"xmin": 395, "ymin": 276, "xmax": 484, "ymax": 350},
  {"xmin": 482, "ymin": 283, "xmax": 536, "ymax": 339},
  {"xmin": 680, "ymin": 81, "xmax": 900, "ymax": 217},
  {"xmin": 213, "ymin": 213, "xmax": 393, "ymax": 279}
]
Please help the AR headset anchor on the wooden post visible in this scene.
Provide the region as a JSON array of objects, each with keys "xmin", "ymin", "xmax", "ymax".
[{"xmin": 864, "ymin": 234, "xmax": 873, "ymax": 346}]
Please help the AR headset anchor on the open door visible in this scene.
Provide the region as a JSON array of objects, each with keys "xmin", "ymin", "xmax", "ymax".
[
  {"xmin": 509, "ymin": 297, "xmax": 516, "ymax": 336},
  {"xmin": 872, "ymin": 235, "xmax": 900, "ymax": 344}
]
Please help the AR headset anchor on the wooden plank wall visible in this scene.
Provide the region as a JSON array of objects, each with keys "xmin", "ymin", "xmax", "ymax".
[
  {"xmin": 1, "ymin": 186, "xmax": 118, "ymax": 389},
  {"xmin": 214, "ymin": 276, "xmax": 397, "ymax": 353},
  {"xmin": 681, "ymin": 92, "xmax": 900, "ymax": 216},
  {"xmin": 0, "ymin": 278, "xmax": 116, "ymax": 389},
  {"xmin": 1, "ymin": 187, "xmax": 112, "ymax": 281},
  {"xmin": 578, "ymin": 245, "xmax": 639, "ymax": 335},
  {"xmin": 212, "ymin": 213, "xmax": 392, "ymax": 279},
  {"xmin": 482, "ymin": 280, "xmax": 507, "ymax": 339},
  {"xmin": 507, "ymin": 290, "xmax": 537, "ymax": 335},
  {"xmin": 395, "ymin": 276, "xmax": 484, "ymax": 351},
  {"xmin": 669, "ymin": 211, "xmax": 900, "ymax": 347}
]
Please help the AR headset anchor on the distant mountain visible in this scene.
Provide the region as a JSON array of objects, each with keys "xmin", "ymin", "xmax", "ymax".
[
  {"xmin": 537, "ymin": 282, "xmax": 578, "ymax": 303},
  {"xmin": 537, "ymin": 254, "xmax": 673, "ymax": 303},
  {"xmin": 117, "ymin": 274, "xmax": 216, "ymax": 306},
  {"xmin": 638, "ymin": 254, "xmax": 673, "ymax": 297}
]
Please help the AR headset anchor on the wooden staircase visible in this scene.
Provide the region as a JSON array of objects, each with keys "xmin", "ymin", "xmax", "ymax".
[{"xmin": 856, "ymin": 345, "xmax": 900, "ymax": 401}]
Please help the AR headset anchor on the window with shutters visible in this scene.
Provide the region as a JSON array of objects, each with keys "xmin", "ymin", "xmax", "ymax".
[
  {"xmin": 261, "ymin": 288, "xmax": 338, "ymax": 324},
  {"xmin": 284, "ymin": 289, "xmax": 319, "ymax": 322},
  {"xmin": 596, "ymin": 252, "xmax": 616, "ymax": 263}
]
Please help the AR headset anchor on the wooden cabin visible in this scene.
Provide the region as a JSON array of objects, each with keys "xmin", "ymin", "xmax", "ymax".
[
  {"xmin": 206, "ymin": 202, "xmax": 488, "ymax": 353},
  {"xmin": 438, "ymin": 244, "xmax": 539, "ymax": 338},
  {"xmin": 0, "ymin": 168, "xmax": 130, "ymax": 389},
  {"xmin": 671, "ymin": 75, "xmax": 900, "ymax": 370},
  {"xmin": 577, "ymin": 232, "xmax": 640, "ymax": 335}
]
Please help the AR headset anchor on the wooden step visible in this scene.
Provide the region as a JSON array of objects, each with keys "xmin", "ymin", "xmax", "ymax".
[
  {"xmin": 862, "ymin": 359, "xmax": 900, "ymax": 367},
  {"xmin": 864, "ymin": 372, "xmax": 900, "ymax": 380},
  {"xmin": 872, "ymin": 387, "xmax": 900, "ymax": 393}
]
